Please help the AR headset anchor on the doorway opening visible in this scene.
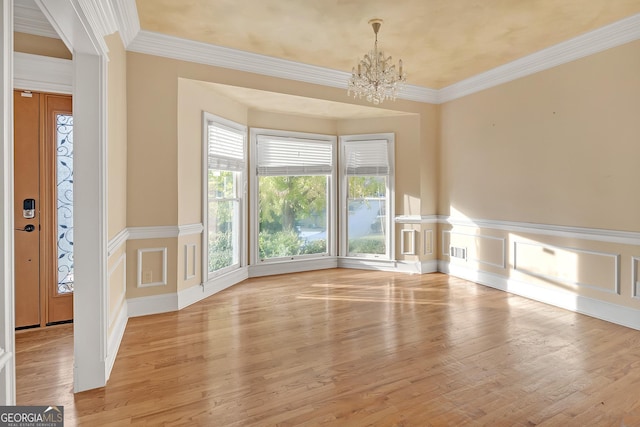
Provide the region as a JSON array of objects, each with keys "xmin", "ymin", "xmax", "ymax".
[{"xmin": 14, "ymin": 90, "xmax": 73, "ymax": 329}]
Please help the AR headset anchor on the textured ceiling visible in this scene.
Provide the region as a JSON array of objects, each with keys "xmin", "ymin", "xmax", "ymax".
[{"xmin": 136, "ymin": 0, "xmax": 640, "ymax": 88}]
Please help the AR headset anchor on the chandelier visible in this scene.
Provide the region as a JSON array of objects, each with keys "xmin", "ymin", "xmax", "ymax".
[{"xmin": 347, "ymin": 19, "xmax": 407, "ymax": 105}]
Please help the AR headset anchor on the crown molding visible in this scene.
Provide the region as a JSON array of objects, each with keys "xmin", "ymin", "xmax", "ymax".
[
  {"xmin": 77, "ymin": 0, "xmax": 119, "ymax": 40},
  {"xmin": 110, "ymin": 0, "xmax": 140, "ymax": 48},
  {"xmin": 14, "ymin": 0, "xmax": 59, "ymax": 39},
  {"xmin": 128, "ymin": 13, "xmax": 640, "ymax": 105},
  {"xmin": 127, "ymin": 30, "xmax": 440, "ymax": 104},
  {"xmin": 438, "ymin": 13, "xmax": 640, "ymax": 103}
]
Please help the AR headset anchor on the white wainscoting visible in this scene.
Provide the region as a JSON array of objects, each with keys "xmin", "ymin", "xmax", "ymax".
[
  {"xmin": 127, "ymin": 293, "xmax": 179, "ymax": 317},
  {"xmin": 108, "ymin": 253, "xmax": 127, "ymax": 327},
  {"xmin": 106, "ymin": 300, "xmax": 127, "ymax": 378},
  {"xmin": 443, "ymin": 229, "xmax": 506, "ymax": 269},
  {"xmin": 179, "ymin": 267, "xmax": 249, "ymax": 310},
  {"xmin": 106, "ymin": 251, "xmax": 127, "ymax": 379},
  {"xmin": 440, "ymin": 260, "xmax": 640, "ymax": 331},
  {"xmin": 113, "ymin": 218, "xmax": 640, "ymax": 333}
]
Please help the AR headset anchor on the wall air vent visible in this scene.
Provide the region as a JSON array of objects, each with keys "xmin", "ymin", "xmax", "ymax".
[{"xmin": 450, "ymin": 246, "xmax": 467, "ymax": 260}]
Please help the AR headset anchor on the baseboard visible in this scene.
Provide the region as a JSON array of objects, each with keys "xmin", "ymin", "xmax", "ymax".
[
  {"xmin": 127, "ymin": 292, "xmax": 178, "ymax": 317},
  {"xmin": 337, "ymin": 257, "xmax": 397, "ymax": 272},
  {"xmin": 439, "ymin": 261, "xmax": 640, "ymax": 331},
  {"xmin": 106, "ymin": 300, "xmax": 128, "ymax": 378},
  {"xmin": 249, "ymin": 257, "xmax": 338, "ymax": 278},
  {"xmin": 421, "ymin": 260, "xmax": 439, "ymax": 273},
  {"xmin": 178, "ymin": 267, "xmax": 249, "ymax": 310}
]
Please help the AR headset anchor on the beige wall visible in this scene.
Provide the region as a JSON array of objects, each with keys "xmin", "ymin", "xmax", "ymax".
[
  {"xmin": 127, "ymin": 54, "xmax": 179, "ymax": 227},
  {"xmin": 106, "ymin": 33, "xmax": 128, "ymax": 239},
  {"xmin": 13, "ymin": 32, "xmax": 71, "ymax": 59},
  {"xmin": 438, "ymin": 40, "xmax": 640, "ymax": 311},
  {"xmin": 177, "ymin": 78, "xmax": 249, "ymax": 226},
  {"xmin": 439, "ymin": 40, "xmax": 640, "ymax": 231}
]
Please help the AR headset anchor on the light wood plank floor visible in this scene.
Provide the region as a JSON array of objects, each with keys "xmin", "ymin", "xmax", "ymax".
[{"xmin": 16, "ymin": 270, "xmax": 640, "ymax": 426}]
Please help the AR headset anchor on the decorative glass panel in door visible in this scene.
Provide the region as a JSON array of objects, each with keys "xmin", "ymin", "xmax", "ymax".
[{"xmin": 56, "ymin": 114, "xmax": 73, "ymax": 295}]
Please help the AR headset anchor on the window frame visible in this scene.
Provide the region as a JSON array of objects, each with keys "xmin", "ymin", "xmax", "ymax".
[
  {"xmin": 339, "ymin": 133, "xmax": 395, "ymax": 260},
  {"xmin": 202, "ymin": 112, "xmax": 248, "ymax": 282},
  {"xmin": 250, "ymin": 127, "xmax": 337, "ymax": 264}
]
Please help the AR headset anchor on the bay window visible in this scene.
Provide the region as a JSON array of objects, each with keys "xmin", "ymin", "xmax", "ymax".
[
  {"xmin": 340, "ymin": 134, "xmax": 395, "ymax": 259},
  {"xmin": 251, "ymin": 129, "xmax": 336, "ymax": 262},
  {"xmin": 203, "ymin": 113, "xmax": 247, "ymax": 279}
]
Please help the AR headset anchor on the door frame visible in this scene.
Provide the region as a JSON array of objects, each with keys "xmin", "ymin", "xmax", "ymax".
[{"xmin": 2, "ymin": 0, "xmax": 113, "ymax": 398}]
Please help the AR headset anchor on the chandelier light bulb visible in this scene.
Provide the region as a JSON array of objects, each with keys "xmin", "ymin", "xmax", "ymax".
[{"xmin": 347, "ymin": 19, "xmax": 407, "ymax": 105}]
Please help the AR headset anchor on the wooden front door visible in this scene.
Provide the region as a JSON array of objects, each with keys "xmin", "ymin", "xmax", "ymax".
[{"xmin": 14, "ymin": 90, "xmax": 73, "ymax": 328}]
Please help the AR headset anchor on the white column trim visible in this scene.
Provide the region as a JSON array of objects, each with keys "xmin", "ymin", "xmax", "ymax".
[{"xmin": 0, "ymin": 0, "xmax": 15, "ymax": 405}]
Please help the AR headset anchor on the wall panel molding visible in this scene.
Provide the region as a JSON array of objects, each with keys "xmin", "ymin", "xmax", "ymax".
[
  {"xmin": 440, "ymin": 216, "xmax": 640, "ymax": 246},
  {"xmin": 632, "ymin": 257, "xmax": 640, "ymax": 300},
  {"xmin": 184, "ymin": 243, "xmax": 196, "ymax": 280},
  {"xmin": 513, "ymin": 241, "xmax": 620, "ymax": 295},
  {"xmin": 107, "ymin": 228, "xmax": 128, "ymax": 256},
  {"xmin": 423, "ymin": 230, "xmax": 433, "ymax": 255},
  {"xmin": 400, "ymin": 229, "xmax": 417, "ymax": 255},
  {"xmin": 128, "ymin": 225, "xmax": 178, "ymax": 240},
  {"xmin": 178, "ymin": 223, "xmax": 204, "ymax": 236},
  {"xmin": 124, "ymin": 223, "xmax": 204, "ymax": 240},
  {"xmin": 394, "ymin": 215, "xmax": 439, "ymax": 224},
  {"xmin": 136, "ymin": 247, "xmax": 167, "ymax": 287}
]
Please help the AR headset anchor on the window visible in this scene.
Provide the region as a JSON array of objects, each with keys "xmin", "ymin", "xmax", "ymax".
[
  {"xmin": 203, "ymin": 113, "xmax": 246, "ymax": 279},
  {"xmin": 340, "ymin": 134, "xmax": 394, "ymax": 259},
  {"xmin": 251, "ymin": 129, "xmax": 336, "ymax": 262}
]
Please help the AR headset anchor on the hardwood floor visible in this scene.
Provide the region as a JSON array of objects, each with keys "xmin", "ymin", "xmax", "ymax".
[{"xmin": 16, "ymin": 270, "xmax": 640, "ymax": 426}]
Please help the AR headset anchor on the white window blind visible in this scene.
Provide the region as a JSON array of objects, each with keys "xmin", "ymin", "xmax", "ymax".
[
  {"xmin": 344, "ymin": 139, "xmax": 391, "ymax": 176},
  {"xmin": 256, "ymin": 136, "xmax": 333, "ymax": 176},
  {"xmin": 208, "ymin": 121, "xmax": 245, "ymax": 171}
]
